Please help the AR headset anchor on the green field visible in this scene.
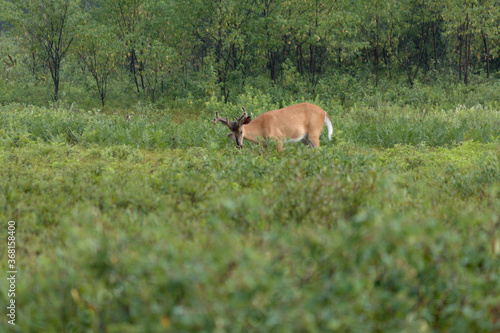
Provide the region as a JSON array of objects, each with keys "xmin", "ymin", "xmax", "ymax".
[
  {"xmin": 1, "ymin": 0, "xmax": 500, "ymax": 330},
  {"xmin": 1, "ymin": 101, "xmax": 499, "ymax": 332}
]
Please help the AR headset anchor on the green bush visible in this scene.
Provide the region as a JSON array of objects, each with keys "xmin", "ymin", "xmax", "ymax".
[{"xmin": 0, "ymin": 132, "xmax": 499, "ymax": 331}]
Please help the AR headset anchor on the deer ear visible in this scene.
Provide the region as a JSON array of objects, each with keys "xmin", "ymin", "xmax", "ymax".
[
  {"xmin": 227, "ymin": 132, "xmax": 236, "ymax": 141},
  {"xmin": 243, "ymin": 116, "xmax": 251, "ymax": 124}
]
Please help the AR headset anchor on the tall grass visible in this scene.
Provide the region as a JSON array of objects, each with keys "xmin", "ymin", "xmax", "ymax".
[
  {"xmin": 0, "ymin": 104, "xmax": 224, "ymax": 149},
  {"xmin": 1, "ymin": 99, "xmax": 498, "ymax": 150},
  {"xmin": 333, "ymin": 104, "xmax": 500, "ymax": 147}
]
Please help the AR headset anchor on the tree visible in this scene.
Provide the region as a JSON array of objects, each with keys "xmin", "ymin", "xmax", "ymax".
[
  {"xmin": 392, "ymin": 0, "xmax": 431, "ymax": 86},
  {"xmin": 442, "ymin": 0, "xmax": 488, "ymax": 84},
  {"xmin": 77, "ymin": 24, "xmax": 118, "ymax": 108},
  {"xmin": 477, "ymin": 0, "xmax": 499, "ymax": 79},
  {"xmin": 284, "ymin": 0, "xmax": 338, "ymax": 85},
  {"xmin": 8, "ymin": 0, "xmax": 82, "ymax": 101},
  {"xmin": 179, "ymin": 0, "xmax": 250, "ymax": 102},
  {"xmin": 135, "ymin": 1, "xmax": 175, "ymax": 103},
  {"xmin": 98, "ymin": 0, "xmax": 149, "ymax": 94},
  {"xmin": 249, "ymin": 0, "xmax": 288, "ymax": 82}
]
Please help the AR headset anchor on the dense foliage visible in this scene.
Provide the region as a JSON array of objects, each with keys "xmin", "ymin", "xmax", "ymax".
[{"xmin": 0, "ymin": 0, "xmax": 499, "ymax": 107}]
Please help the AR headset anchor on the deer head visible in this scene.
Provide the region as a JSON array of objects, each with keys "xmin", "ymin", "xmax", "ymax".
[{"xmin": 213, "ymin": 107, "xmax": 252, "ymax": 148}]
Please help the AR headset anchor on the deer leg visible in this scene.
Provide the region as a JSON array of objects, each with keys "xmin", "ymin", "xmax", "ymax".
[
  {"xmin": 309, "ymin": 135, "xmax": 320, "ymax": 148},
  {"xmin": 300, "ymin": 134, "xmax": 310, "ymax": 146},
  {"xmin": 300, "ymin": 134, "xmax": 317, "ymax": 148},
  {"xmin": 276, "ymin": 139, "xmax": 284, "ymax": 151}
]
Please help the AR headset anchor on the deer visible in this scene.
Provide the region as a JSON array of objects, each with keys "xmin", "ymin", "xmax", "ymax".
[{"xmin": 213, "ymin": 103, "xmax": 333, "ymax": 150}]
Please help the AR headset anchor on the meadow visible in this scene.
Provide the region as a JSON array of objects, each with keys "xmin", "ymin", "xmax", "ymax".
[
  {"xmin": 0, "ymin": 88, "xmax": 499, "ymax": 332},
  {"xmin": 1, "ymin": 0, "xmax": 500, "ymax": 330}
]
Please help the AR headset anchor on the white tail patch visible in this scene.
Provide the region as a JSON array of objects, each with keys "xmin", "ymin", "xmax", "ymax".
[
  {"xmin": 324, "ymin": 112, "xmax": 333, "ymax": 141},
  {"xmin": 285, "ymin": 134, "xmax": 307, "ymax": 143}
]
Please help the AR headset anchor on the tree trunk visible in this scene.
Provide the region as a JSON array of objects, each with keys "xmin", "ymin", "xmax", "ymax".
[
  {"xmin": 139, "ymin": 60, "xmax": 145, "ymax": 92},
  {"xmin": 296, "ymin": 44, "xmax": 304, "ymax": 75},
  {"xmin": 269, "ymin": 50, "xmax": 278, "ymax": 81},
  {"xmin": 130, "ymin": 49, "xmax": 140, "ymax": 93},
  {"xmin": 32, "ymin": 52, "xmax": 37, "ymax": 75},
  {"xmin": 53, "ymin": 77, "xmax": 59, "ymax": 102},
  {"xmin": 432, "ymin": 11, "xmax": 439, "ymax": 70},
  {"xmin": 464, "ymin": 14, "xmax": 469, "ymax": 85},
  {"xmin": 310, "ymin": 43, "xmax": 316, "ymax": 85},
  {"xmin": 375, "ymin": 13, "xmax": 380, "ymax": 86},
  {"xmin": 458, "ymin": 26, "xmax": 463, "ymax": 82},
  {"xmin": 482, "ymin": 31, "xmax": 490, "ymax": 78},
  {"xmin": 49, "ymin": 58, "xmax": 61, "ymax": 102}
]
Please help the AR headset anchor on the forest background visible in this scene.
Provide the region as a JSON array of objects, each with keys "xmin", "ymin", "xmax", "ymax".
[{"xmin": 0, "ymin": 0, "xmax": 498, "ymax": 111}]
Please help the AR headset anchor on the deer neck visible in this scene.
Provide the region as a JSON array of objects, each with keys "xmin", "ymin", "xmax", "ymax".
[{"xmin": 242, "ymin": 121, "xmax": 265, "ymax": 144}]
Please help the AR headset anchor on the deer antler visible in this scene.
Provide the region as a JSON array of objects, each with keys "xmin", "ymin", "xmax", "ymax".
[
  {"xmin": 213, "ymin": 111, "xmax": 231, "ymax": 128},
  {"xmin": 236, "ymin": 107, "xmax": 248, "ymax": 125}
]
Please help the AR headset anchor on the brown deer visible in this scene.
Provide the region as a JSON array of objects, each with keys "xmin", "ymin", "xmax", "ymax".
[{"xmin": 214, "ymin": 103, "xmax": 333, "ymax": 149}]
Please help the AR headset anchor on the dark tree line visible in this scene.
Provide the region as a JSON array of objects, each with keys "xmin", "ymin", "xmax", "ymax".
[{"xmin": 1, "ymin": 0, "xmax": 498, "ymax": 105}]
